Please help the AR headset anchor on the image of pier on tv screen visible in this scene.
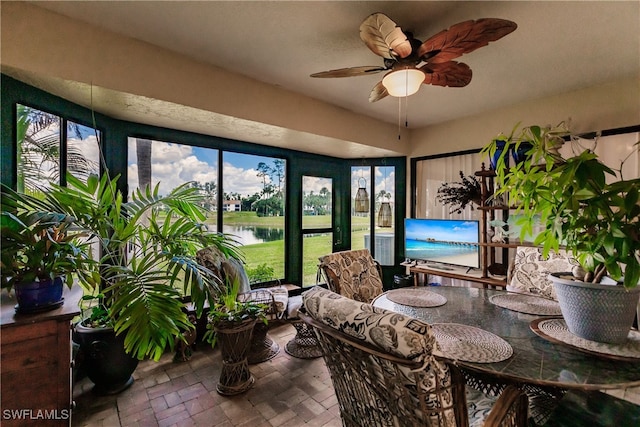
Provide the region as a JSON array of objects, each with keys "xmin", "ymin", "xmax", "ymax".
[{"xmin": 405, "ymin": 218, "xmax": 480, "ymax": 269}]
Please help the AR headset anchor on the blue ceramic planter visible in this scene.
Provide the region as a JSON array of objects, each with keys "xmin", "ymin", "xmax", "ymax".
[
  {"xmin": 14, "ymin": 276, "xmax": 64, "ymax": 313},
  {"xmin": 490, "ymin": 140, "xmax": 507, "ymax": 170},
  {"xmin": 511, "ymin": 141, "xmax": 533, "ymax": 165}
]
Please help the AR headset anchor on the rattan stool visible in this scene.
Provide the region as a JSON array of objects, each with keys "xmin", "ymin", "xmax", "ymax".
[
  {"xmin": 284, "ymin": 295, "xmax": 322, "ymax": 359},
  {"xmin": 285, "ymin": 319, "xmax": 323, "ymax": 358},
  {"xmin": 247, "ymin": 321, "xmax": 279, "ymax": 364}
]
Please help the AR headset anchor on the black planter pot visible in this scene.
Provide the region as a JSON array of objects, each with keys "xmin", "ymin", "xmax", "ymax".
[{"xmin": 73, "ymin": 323, "xmax": 139, "ymax": 395}]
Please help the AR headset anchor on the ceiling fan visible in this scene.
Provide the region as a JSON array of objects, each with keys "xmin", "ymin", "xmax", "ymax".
[{"xmin": 311, "ymin": 13, "xmax": 517, "ymax": 102}]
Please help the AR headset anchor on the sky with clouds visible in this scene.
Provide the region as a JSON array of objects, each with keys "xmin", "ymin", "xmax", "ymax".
[
  {"xmin": 125, "ymin": 139, "xmax": 397, "ymax": 200},
  {"xmin": 126, "ymin": 139, "xmax": 288, "ymax": 197}
]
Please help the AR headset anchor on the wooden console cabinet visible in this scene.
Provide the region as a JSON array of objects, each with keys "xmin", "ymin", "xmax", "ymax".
[{"xmin": 1, "ymin": 286, "xmax": 81, "ymax": 426}]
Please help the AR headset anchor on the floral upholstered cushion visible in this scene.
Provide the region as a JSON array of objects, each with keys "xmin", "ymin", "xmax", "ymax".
[
  {"xmin": 303, "ymin": 287, "xmax": 457, "ymax": 426},
  {"xmin": 303, "ymin": 286, "xmax": 437, "ymax": 362},
  {"xmin": 507, "ymin": 246, "xmax": 579, "ymax": 300},
  {"xmin": 318, "ymin": 249, "xmax": 384, "ymax": 303}
]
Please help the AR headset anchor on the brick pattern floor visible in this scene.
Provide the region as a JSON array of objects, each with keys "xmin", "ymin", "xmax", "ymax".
[
  {"xmin": 72, "ymin": 321, "xmax": 640, "ymax": 427},
  {"xmin": 72, "ymin": 322, "xmax": 341, "ymax": 427}
]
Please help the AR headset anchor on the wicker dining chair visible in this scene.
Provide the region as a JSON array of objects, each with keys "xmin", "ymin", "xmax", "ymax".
[
  {"xmin": 301, "ymin": 287, "xmax": 528, "ymax": 427},
  {"xmin": 506, "ymin": 246, "xmax": 579, "ymax": 300},
  {"xmin": 318, "ymin": 249, "xmax": 384, "ymax": 303}
]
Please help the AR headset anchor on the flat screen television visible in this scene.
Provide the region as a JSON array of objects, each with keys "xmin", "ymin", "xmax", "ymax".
[{"xmin": 404, "ymin": 218, "xmax": 480, "ymax": 269}]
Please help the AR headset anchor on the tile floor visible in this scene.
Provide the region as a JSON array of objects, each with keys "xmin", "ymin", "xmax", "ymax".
[
  {"xmin": 72, "ymin": 322, "xmax": 341, "ymax": 427},
  {"xmin": 72, "ymin": 321, "xmax": 640, "ymax": 427}
]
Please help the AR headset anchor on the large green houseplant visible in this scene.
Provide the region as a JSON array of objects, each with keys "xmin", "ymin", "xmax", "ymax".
[
  {"xmin": 1, "ymin": 187, "xmax": 94, "ymax": 312},
  {"xmin": 49, "ymin": 172, "xmax": 242, "ymax": 353},
  {"xmin": 13, "ymin": 172, "xmax": 244, "ymax": 393},
  {"xmin": 484, "ymin": 123, "xmax": 640, "ymax": 343}
]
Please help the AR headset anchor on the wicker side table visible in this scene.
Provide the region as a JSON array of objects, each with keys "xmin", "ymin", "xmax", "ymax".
[
  {"xmin": 284, "ymin": 295, "xmax": 322, "ymax": 359},
  {"xmin": 214, "ymin": 319, "xmax": 256, "ymax": 396},
  {"xmin": 286, "ymin": 319, "xmax": 323, "ymax": 359}
]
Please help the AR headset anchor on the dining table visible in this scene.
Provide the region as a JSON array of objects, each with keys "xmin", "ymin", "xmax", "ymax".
[{"xmin": 372, "ymin": 285, "xmax": 640, "ymax": 425}]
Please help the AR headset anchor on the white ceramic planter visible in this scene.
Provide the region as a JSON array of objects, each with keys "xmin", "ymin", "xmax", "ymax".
[{"xmin": 550, "ymin": 273, "xmax": 640, "ymax": 344}]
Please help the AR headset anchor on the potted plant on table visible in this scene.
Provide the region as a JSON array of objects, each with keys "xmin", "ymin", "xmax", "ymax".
[
  {"xmin": 483, "ymin": 122, "xmax": 640, "ymax": 343},
  {"xmin": 1, "ymin": 186, "xmax": 94, "ymax": 313},
  {"xmin": 32, "ymin": 172, "xmax": 241, "ymax": 394}
]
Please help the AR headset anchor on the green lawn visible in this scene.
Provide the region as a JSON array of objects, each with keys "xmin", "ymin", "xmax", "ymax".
[{"xmin": 204, "ymin": 212, "xmax": 387, "ymax": 285}]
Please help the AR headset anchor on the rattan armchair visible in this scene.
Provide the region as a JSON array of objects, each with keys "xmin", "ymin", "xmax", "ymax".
[
  {"xmin": 318, "ymin": 249, "xmax": 384, "ymax": 303},
  {"xmin": 301, "ymin": 287, "xmax": 528, "ymax": 427}
]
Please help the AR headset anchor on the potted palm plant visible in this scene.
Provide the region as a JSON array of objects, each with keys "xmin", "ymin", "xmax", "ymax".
[
  {"xmin": 33, "ymin": 172, "xmax": 241, "ymax": 393},
  {"xmin": 1, "ymin": 186, "xmax": 94, "ymax": 312},
  {"xmin": 483, "ymin": 122, "xmax": 640, "ymax": 343}
]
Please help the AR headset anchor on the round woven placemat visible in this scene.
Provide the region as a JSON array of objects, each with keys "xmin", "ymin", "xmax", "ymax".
[
  {"xmin": 489, "ymin": 293, "xmax": 562, "ymax": 316},
  {"xmin": 385, "ymin": 288, "xmax": 447, "ymax": 308},
  {"xmin": 531, "ymin": 318, "xmax": 640, "ymax": 361},
  {"xmin": 431, "ymin": 323, "xmax": 513, "ymax": 363}
]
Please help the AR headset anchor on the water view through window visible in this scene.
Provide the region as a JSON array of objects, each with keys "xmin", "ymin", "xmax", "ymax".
[{"xmin": 128, "ymin": 140, "xmax": 285, "ymax": 285}]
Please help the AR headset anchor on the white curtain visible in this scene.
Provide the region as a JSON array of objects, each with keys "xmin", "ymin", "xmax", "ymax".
[
  {"xmin": 560, "ymin": 132, "xmax": 639, "ymax": 181},
  {"xmin": 415, "ymin": 151, "xmax": 486, "ymax": 220}
]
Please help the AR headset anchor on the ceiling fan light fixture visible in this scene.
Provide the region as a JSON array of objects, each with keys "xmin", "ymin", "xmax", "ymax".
[{"xmin": 382, "ymin": 68, "xmax": 424, "ymax": 97}]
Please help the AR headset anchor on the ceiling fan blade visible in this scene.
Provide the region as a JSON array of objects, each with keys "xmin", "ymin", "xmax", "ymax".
[
  {"xmin": 310, "ymin": 66, "xmax": 386, "ymax": 78},
  {"xmin": 420, "ymin": 61, "xmax": 472, "ymax": 87},
  {"xmin": 417, "ymin": 18, "xmax": 517, "ymax": 63},
  {"xmin": 369, "ymin": 81, "xmax": 389, "ymax": 102},
  {"xmin": 360, "ymin": 13, "xmax": 413, "ymax": 59}
]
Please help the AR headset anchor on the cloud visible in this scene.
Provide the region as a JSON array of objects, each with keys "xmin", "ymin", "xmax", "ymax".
[
  {"xmin": 127, "ymin": 139, "xmax": 270, "ymax": 197},
  {"xmin": 303, "ymin": 176, "xmax": 332, "ymax": 194},
  {"xmin": 223, "ymin": 163, "xmax": 266, "ymax": 197},
  {"xmin": 128, "ymin": 140, "xmax": 217, "ymax": 195}
]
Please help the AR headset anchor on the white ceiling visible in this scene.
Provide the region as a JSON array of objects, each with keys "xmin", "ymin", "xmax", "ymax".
[{"xmin": 23, "ymin": 1, "xmax": 640, "ymax": 133}]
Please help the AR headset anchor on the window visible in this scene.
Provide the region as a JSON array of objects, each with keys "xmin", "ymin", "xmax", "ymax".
[
  {"xmin": 17, "ymin": 104, "xmax": 100, "ymax": 193},
  {"xmin": 302, "ymin": 176, "xmax": 333, "ymax": 286},
  {"xmin": 372, "ymin": 165, "xmax": 395, "ymax": 266},
  {"xmin": 66, "ymin": 120, "xmax": 101, "ymax": 182},
  {"xmin": 351, "ymin": 166, "xmax": 371, "ymax": 251},
  {"xmin": 350, "ymin": 164, "xmax": 397, "ymax": 266},
  {"xmin": 414, "ymin": 151, "xmax": 483, "ymax": 220},
  {"xmin": 127, "ymin": 138, "xmax": 219, "ymax": 226},
  {"xmin": 223, "ymin": 153, "xmax": 285, "ymax": 284}
]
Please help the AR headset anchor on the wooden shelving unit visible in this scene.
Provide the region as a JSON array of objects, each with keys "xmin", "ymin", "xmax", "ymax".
[{"xmin": 408, "ymin": 163, "xmax": 527, "ymax": 289}]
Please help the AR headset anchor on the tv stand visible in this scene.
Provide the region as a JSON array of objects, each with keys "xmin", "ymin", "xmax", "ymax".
[
  {"xmin": 423, "ymin": 263, "xmax": 454, "ymax": 271},
  {"xmin": 409, "ymin": 264, "xmax": 507, "ymax": 288}
]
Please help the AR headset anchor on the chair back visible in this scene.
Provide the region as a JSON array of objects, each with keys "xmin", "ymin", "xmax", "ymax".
[
  {"xmin": 317, "ymin": 249, "xmax": 384, "ymax": 303},
  {"xmin": 301, "ymin": 287, "xmax": 466, "ymax": 427},
  {"xmin": 507, "ymin": 246, "xmax": 579, "ymax": 300}
]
